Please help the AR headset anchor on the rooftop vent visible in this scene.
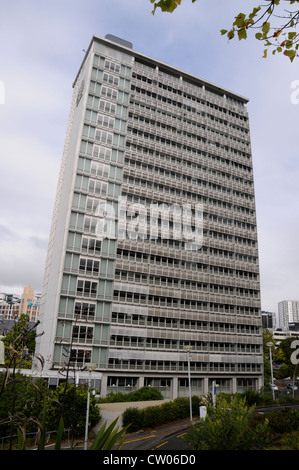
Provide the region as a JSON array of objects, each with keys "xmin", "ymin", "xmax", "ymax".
[{"xmin": 105, "ymin": 34, "xmax": 133, "ymax": 49}]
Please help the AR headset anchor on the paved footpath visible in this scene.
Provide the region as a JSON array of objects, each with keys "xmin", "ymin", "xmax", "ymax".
[{"xmin": 112, "ymin": 417, "xmax": 196, "ymax": 451}]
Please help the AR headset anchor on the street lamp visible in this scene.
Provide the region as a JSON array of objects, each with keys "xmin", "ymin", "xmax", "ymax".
[
  {"xmin": 266, "ymin": 342, "xmax": 275, "ymax": 401},
  {"xmin": 84, "ymin": 363, "xmax": 97, "ymax": 450},
  {"xmin": 184, "ymin": 346, "xmax": 192, "ymax": 422}
]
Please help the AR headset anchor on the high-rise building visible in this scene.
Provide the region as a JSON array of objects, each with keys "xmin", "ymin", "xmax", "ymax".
[
  {"xmin": 34, "ymin": 34, "xmax": 263, "ymax": 397},
  {"xmin": 19, "ymin": 286, "xmax": 41, "ymax": 323},
  {"xmin": 278, "ymin": 300, "xmax": 299, "ymax": 330}
]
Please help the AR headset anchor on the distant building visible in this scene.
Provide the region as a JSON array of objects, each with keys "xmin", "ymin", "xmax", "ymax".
[
  {"xmin": 261, "ymin": 311, "xmax": 274, "ymax": 329},
  {"xmin": 0, "ymin": 287, "xmax": 40, "ymax": 322},
  {"xmin": 0, "ymin": 294, "xmax": 20, "ymax": 320},
  {"xmin": 273, "ymin": 329, "xmax": 299, "ymax": 344},
  {"xmin": 19, "ymin": 286, "xmax": 41, "ymax": 323},
  {"xmin": 278, "ymin": 300, "xmax": 299, "ymax": 330}
]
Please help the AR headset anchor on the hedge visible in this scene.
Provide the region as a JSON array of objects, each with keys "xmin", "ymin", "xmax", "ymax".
[{"xmin": 122, "ymin": 396, "xmax": 201, "ymax": 432}]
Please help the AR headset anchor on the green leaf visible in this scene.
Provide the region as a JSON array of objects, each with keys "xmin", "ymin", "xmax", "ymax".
[
  {"xmin": 151, "ymin": 0, "xmax": 181, "ymax": 13},
  {"xmin": 288, "ymin": 31, "xmax": 297, "ymax": 40},
  {"xmin": 234, "ymin": 13, "xmax": 246, "ymax": 28},
  {"xmin": 255, "ymin": 32, "xmax": 263, "ymax": 40},
  {"xmin": 227, "ymin": 30, "xmax": 235, "ymax": 40},
  {"xmin": 238, "ymin": 28, "xmax": 247, "ymax": 41},
  {"xmin": 220, "ymin": 29, "xmax": 228, "ymax": 36},
  {"xmin": 90, "ymin": 418, "xmax": 130, "ymax": 450},
  {"xmin": 262, "ymin": 22, "xmax": 270, "ymax": 35},
  {"xmin": 284, "ymin": 49, "xmax": 296, "ymax": 62},
  {"xmin": 54, "ymin": 416, "xmax": 64, "ymax": 450},
  {"xmin": 249, "ymin": 6, "xmax": 261, "ymax": 19}
]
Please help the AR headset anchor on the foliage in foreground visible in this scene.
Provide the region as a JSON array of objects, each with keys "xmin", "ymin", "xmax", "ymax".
[
  {"xmin": 0, "ymin": 372, "xmax": 100, "ymax": 441},
  {"xmin": 150, "ymin": 0, "xmax": 299, "ymax": 62},
  {"xmin": 90, "ymin": 418, "xmax": 129, "ymax": 450},
  {"xmin": 184, "ymin": 395, "xmax": 272, "ymax": 450}
]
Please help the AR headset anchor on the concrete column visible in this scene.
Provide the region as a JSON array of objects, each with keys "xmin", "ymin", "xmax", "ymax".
[
  {"xmin": 203, "ymin": 377, "xmax": 209, "ymax": 395},
  {"xmin": 138, "ymin": 376, "xmax": 145, "ymax": 388},
  {"xmin": 100, "ymin": 374, "xmax": 108, "ymax": 397},
  {"xmin": 232, "ymin": 377, "xmax": 237, "ymax": 394},
  {"xmin": 172, "ymin": 377, "xmax": 178, "ymax": 399}
]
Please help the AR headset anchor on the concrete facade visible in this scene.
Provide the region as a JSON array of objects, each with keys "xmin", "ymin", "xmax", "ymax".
[{"xmin": 34, "ymin": 34, "xmax": 263, "ymax": 398}]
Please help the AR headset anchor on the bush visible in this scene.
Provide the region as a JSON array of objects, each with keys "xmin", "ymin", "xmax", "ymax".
[
  {"xmin": 99, "ymin": 386, "xmax": 163, "ymax": 403},
  {"xmin": 131, "ymin": 386, "xmax": 163, "ymax": 401},
  {"xmin": 0, "ymin": 372, "xmax": 49, "ymax": 437},
  {"xmin": 281, "ymin": 431, "xmax": 299, "ymax": 450},
  {"xmin": 122, "ymin": 396, "xmax": 200, "ymax": 431},
  {"xmin": 241, "ymin": 389, "xmax": 262, "ymax": 406},
  {"xmin": 122, "ymin": 408, "xmax": 144, "ymax": 432},
  {"xmin": 266, "ymin": 408, "xmax": 299, "ymax": 434},
  {"xmin": 185, "ymin": 395, "xmax": 272, "ymax": 450},
  {"xmin": 46, "ymin": 383, "xmax": 101, "ymax": 436}
]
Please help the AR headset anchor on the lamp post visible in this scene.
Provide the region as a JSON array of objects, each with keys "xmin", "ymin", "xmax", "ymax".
[
  {"xmin": 184, "ymin": 346, "xmax": 192, "ymax": 422},
  {"xmin": 266, "ymin": 342, "xmax": 275, "ymax": 401},
  {"xmin": 84, "ymin": 363, "xmax": 96, "ymax": 450}
]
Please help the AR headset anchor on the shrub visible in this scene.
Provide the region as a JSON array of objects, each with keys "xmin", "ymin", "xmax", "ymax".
[
  {"xmin": 241, "ymin": 389, "xmax": 262, "ymax": 406},
  {"xmin": 122, "ymin": 396, "xmax": 199, "ymax": 431},
  {"xmin": 281, "ymin": 431, "xmax": 299, "ymax": 450},
  {"xmin": 266, "ymin": 408, "xmax": 299, "ymax": 434},
  {"xmin": 172, "ymin": 398, "xmax": 190, "ymax": 419},
  {"xmin": 121, "ymin": 407, "xmax": 144, "ymax": 432},
  {"xmin": 0, "ymin": 372, "xmax": 49, "ymax": 437},
  {"xmin": 46, "ymin": 383, "xmax": 100, "ymax": 436},
  {"xmin": 99, "ymin": 386, "xmax": 163, "ymax": 403},
  {"xmin": 185, "ymin": 395, "xmax": 271, "ymax": 450},
  {"xmin": 142, "ymin": 406, "xmax": 162, "ymax": 428},
  {"xmin": 131, "ymin": 386, "xmax": 163, "ymax": 401}
]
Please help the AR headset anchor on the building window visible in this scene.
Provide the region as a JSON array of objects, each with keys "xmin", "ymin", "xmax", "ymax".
[
  {"xmin": 81, "ymin": 237, "xmax": 101, "ymax": 255},
  {"xmin": 70, "ymin": 348, "xmax": 91, "ymax": 365},
  {"xmin": 74, "ymin": 302, "xmax": 96, "ymax": 319},
  {"xmin": 79, "ymin": 258, "xmax": 100, "ymax": 276},
  {"xmin": 72, "ymin": 325, "xmax": 94, "ymax": 343},
  {"xmin": 76, "ymin": 280, "xmax": 98, "ymax": 297}
]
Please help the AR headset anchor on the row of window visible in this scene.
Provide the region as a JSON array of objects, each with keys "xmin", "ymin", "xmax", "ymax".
[
  {"xmin": 111, "ymin": 313, "xmax": 259, "ymax": 332},
  {"xmin": 123, "ymin": 172, "xmax": 254, "ymax": 205},
  {"xmin": 125, "ymin": 155, "xmax": 253, "ymax": 191},
  {"xmin": 129, "ymin": 110, "xmax": 250, "ymax": 151},
  {"xmin": 112, "ymin": 290, "xmax": 259, "ymax": 314},
  {"xmin": 109, "ymin": 336, "xmax": 261, "ymax": 353},
  {"xmin": 122, "ymin": 184, "xmax": 255, "ymax": 222},
  {"xmin": 125, "ymin": 131, "xmax": 252, "ymax": 178},
  {"xmin": 131, "ymin": 70, "xmax": 248, "ymax": 123},
  {"xmin": 123, "ymin": 193, "xmax": 255, "ymax": 227},
  {"xmin": 107, "ymin": 357, "xmax": 262, "ymax": 373},
  {"xmin": 130, "ymin": 83, "xmax": 249, "ymax": 145},
  {"xmin": 89, "ymin": 81, "xmax": 129, "ymax": 105},
  {"xmin": 114, "ymin": 270, "xmax": 259, "ymax": 297}
]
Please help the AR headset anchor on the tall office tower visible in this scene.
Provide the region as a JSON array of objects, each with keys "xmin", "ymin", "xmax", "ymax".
[
  {"xmin": 278, "ymin": 300, "xmax": 299, "ymax": 330},
  {"xmin": 34, "ymin": 34, "xmax": 263, "ymax": 397}
]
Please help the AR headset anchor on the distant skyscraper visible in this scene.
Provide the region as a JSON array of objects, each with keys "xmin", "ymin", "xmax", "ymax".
[
  {"xmin": 34, "ymin": 34, "xmax": 263, "ymax": 397},
  {"xmin": 278, "ymin": 300, "xmax": 299, "ymax": 330}
]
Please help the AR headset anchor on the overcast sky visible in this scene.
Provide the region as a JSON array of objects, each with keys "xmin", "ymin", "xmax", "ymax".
[{"xmin": 0, "ymin": 0, "xmax": 298, "ymax": 315}]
